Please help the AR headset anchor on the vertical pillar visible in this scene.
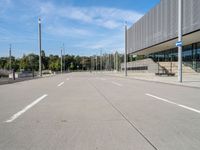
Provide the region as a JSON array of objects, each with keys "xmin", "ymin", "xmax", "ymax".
[
  {"xmin": 178, "ymin": 0, "xmax": 183, "ymax": 82},
  {"xmin": 124, "ymin": 22, "xmax": 128, "ymax": 76},
  {"xmin": 38, "ymin": 18, "xmax": 42, "ymax": 77}
]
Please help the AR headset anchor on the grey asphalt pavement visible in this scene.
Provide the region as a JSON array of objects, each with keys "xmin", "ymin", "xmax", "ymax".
[{"xmin": 0, "ymin": 72, "xmax": 200, "ymax": 150}]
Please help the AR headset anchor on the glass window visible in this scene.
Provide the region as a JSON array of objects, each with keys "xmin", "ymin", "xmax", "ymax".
[
  {"xmin": 182, "ymin": 45, "xmax": 192, "ymax": 62},
  {"xmin": 171, "ymin": 48, "xmax": 178, "ymax": 61},
  {"xmin": 197, "ymin": 43, "xmax": 200, "ymax": 61},
  {"xmin": 196, "ymin": 43, "xmax": 200, "ymax": 72}
]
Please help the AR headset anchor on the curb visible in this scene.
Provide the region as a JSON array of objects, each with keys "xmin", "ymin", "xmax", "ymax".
[{"xmin": 102, "ymin": 73, "xmax": 200, "ymax": 89}]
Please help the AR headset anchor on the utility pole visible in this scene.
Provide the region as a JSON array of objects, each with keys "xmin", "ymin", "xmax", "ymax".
[
  {"xmin": 124, "ymin": 22, "xmax": 128, "ymax": 76},
  {"xmin": 108, "ymin": 54, "xmax": 110, "ymax": 70},
  {"xmin": 96, "ymin": 55, "xmax": 98, "ymax": 71},
  {"xmin": 116, "ymin": 52, "xmax": 119, "ymax": 71},
  {"xmin": 61, "ymin": 48, "xmax": 63, "ymax": 74},
  {"xmin": 114, "ymin": 52, "xmax": 116, "ymax": 71},
  {"xmin": 63, "ymin": 43, "xmax": 66, "ymax": 72},
  {"xmin": 100, "ymin": 50, "xmax": 102, "ymax": 71},
  {"xmin": 38, "ymin": 18, "xmax": 42, "ymax": 77},
  {"xmin": 93, "ymin": 56, "xmax": 94, "ymax": 71},
  {"xmin": 178, "ymin": 0, "xmax": 183, "ymax": 82},
  {"xmin": 106, "ymin": 54, "xmax": 108, "ymax": 71},
  {"xmin": 9, "ymin": 44, "xmax": 12, "ymax": 71},
  {"xmin": 90, "ymin": 56, "xmax": 92, "ymax": 71}
]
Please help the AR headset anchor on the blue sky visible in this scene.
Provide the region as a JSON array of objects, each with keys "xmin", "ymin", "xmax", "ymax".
[{"xmin": 0, "ymin": 0, "xmax": 160, "ymax": 57}]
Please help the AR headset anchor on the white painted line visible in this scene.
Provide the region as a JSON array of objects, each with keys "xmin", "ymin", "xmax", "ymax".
[
  {"xmin": 5, "ymin": 94, "xmax": 48, "ymax": 123},
  {"xmin": 66, "ymin": 78, "xmax": 70, "ymax": 81},
  {"xmin": 146, "ymin": 93, "xmax": 200, "ymax": 114},
  {"xmin": 57, "ymin": 82, "xmax": 64, "ymax": 87},
  {"xmin": 111, "ymin": 81, "xmax": 122, "ymax": 87}
]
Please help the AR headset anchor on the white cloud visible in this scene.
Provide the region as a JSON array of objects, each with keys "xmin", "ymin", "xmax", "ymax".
[
  {"xmin": 40, "ymin": 2, "xmax": 55, "ymax": 15},
  {"xmin": 38, "ymin": 3, "xmax": 143, "ymax": 29},
  {"xmin": 0, "ymin": 0, "xmax": 143, "ymax": 56},
  {"xmin": 45, "ymin": 25, "xmax": 92, "ymax": 37},
  {"xmin": 74, "ymin": 31, "xmax": 125, "ymax": 53}
]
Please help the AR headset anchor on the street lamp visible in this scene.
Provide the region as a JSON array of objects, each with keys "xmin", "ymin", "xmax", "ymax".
[
  {"xmin": 61, "ymin": 48, "xmax": 63, "ymax": 74},
  {"xmin": 96, "ymin": 55, "xmax": 98, "ymax": 71},
  {"xmin": 124, "ymin": 21, "xmax": 128, "ymax": 76},
  {"xmin": 38, "ymin": 18, "xmax": 42, "ymax": 77},
  {"xmin": 177, "ymin": 0, "xmax": 183, "ymax": 82},
  {"xmin": 9, "ymin": 44, "xmax": 12, "ymax": 72},
  {"xmin": 100, "ymin": 50, "xmax": 103, "ymax": 72},
  {"xmin": 63, "ymin": 43, "xmax": 66, "ymax": 72}
]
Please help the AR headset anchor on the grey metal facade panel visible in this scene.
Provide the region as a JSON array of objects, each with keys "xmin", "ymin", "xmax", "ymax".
[{"xmin": 128, "ymin": 0, "xmax": 200, "ymax": 54}]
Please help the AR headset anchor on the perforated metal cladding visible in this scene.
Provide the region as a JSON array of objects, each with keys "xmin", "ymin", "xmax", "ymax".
[{"xmin": 128, "ymin": 0, "xmax": 200, "ymax": 54}]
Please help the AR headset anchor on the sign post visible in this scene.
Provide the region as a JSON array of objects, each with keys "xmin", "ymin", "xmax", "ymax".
[
  {"xmin": 124, "ymin": 22, "xmax": 127, "ymax": 77},
  {"xmin": 38, "ymin": 18, "xmax": 42, "ymax": 77},
  {"xmin": 178, "ymin": 0, "xmax": 183, "ymax": 82}
]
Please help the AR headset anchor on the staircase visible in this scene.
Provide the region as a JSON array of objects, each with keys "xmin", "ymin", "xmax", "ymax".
[{"xmin": 158, "ymin": 62, "xmax": 198, "ymax": 75}]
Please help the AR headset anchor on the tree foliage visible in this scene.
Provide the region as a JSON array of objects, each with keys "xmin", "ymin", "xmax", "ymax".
[
  {"xmin": 0, "ymin": 50, "xmax": 122, "ymax": 72},
  {"xmin": 0, "ymin": 51, "xmax": 93, "ymax": 72}
]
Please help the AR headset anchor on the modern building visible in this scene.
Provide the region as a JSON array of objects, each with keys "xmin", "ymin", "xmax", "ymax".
[{"xmin": 125, "ymin": 0, "xmax": 200, "ymax": 73}]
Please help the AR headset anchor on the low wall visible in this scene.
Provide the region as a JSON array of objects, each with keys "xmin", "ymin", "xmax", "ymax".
[{"xmin": 121, "ymin": 58, "xmax": 158, "ymax": 73}]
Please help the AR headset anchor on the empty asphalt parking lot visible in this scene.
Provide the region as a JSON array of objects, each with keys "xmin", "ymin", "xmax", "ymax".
[{"xmin": 0, "ymin": 72, "xmax": 200, "ymax": 150}]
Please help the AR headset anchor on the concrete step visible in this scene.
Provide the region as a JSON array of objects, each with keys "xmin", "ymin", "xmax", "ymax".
[{"xmin": 158, "ymin": 62, "xmax": 197, "ymax": 74}]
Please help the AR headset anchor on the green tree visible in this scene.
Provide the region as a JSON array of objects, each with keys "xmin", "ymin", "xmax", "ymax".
[{"xmin": 49, "ymin": 55, "xmax": 60, "ymax": 71}]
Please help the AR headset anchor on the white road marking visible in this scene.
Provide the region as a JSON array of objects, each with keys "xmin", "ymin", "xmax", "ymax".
[
  {"xmin": 57, "ymin": 82, "xmax": 64, "ymax": 87},
  {"xmin": 5, "ymin": 94, "xmax": 48, "ymax": 123},
  {"xmin": 111, "ymin": 81, "xmax": 122, "ymax": 87},
  {"xmin": 66, "ymin": 78, "xmax": 70, "ymax": 81},
  {"xmin": 146, "ymin": 93, "xmax": 200, "ymax": 114}
]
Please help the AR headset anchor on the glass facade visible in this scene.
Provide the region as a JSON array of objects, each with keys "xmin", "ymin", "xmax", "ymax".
[{"xmin": 148, "ymin": 42, "xmax": 200, "ymax": 72}]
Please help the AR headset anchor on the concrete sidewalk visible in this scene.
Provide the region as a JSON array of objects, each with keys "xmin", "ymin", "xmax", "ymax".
[
  {"xmin": 101, "ymin": 71, "xmax": 200, "ymax": 88},
  {"xmin": 0, "ymin": 74, "xmax": 55, "ymax": 85}
]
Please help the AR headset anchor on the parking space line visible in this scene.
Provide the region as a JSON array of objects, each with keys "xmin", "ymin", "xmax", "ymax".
[
  {"xmin": 5, "ymin": 94, "xmax": 48, "ymax": 123},
  {"xmin": 111, "ymin": 81, "xmax": 122, "ymax": 87},
  {"xmin": 146, "ymin": 93, "xmax": 200, "ymax": 114},
  {"xmin": 57, "ymin": 82, "xmax": 64, "ymax": 87}
]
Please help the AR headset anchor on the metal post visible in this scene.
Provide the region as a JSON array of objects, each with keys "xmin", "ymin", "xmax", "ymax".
[
  {"xmin": 96, "ymin": 56, "xmax": 98, "ymax": 71},
  {"xmin": 116, "ymin": 52, "xmax": 118, "ymax": 71},
  {"xmin": 92, "ymin": 56, "xmax": 93, "ymax": 71},
  {"xmin": 108, "ymin": 54, "xmax": 110, "ymax": 70},
  {"xmin": 93, "ymin": 56, "xmax": 95, "ymax": 71},
  {"xmin": 61, "ymin": 48, "xmax": 63, "ymax": 74},
  {"xmin": 38, "ymin": 18, "xmax": 42, "ymax": 77},
  {"xmin": 9, "ymin": 44, "xmax": 12, "ymax": 71},
  {"xmin": 63, "ymin": 43, "xmax": 65, "ymax": 72},
  {"xmin": 124, "ymin": 22, "xmax": 128, "ymax": 76},
  {"xmin": 100, "ymin": 50, "xmax": 102, "ymax": 72},
  {"xmin": 90, "ymin": 56, "xmax": 92, "ymax": 71},
  {"xmin": 178, "ymin": 0, "xmax": 182, "ymax": 82}
]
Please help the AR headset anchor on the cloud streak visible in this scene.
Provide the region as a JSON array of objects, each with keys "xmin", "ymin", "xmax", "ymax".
[
  {"xmin": 0, "ymin": 0, "xmax": 144, "ymax": 56},
  {"xmin": 39, "ymin": 2, "xmax": 143, "ymax": 29},
  {"xmin": 45, "ymin": 25, "xmax": 93, "ymax": 38}
]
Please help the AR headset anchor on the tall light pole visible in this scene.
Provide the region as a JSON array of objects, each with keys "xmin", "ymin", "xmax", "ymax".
[
  {"xmin": 100, "ymin": 50, "xmax": 102, "ymax": 71},
  {"xmin": 178, "ymin": 0, "xmax": 183, "ymax": 82},
  {"xmin": 63, "ymin": 43, "xmax": 66, "ymax": 72},
  {"xmin": 96, "ymin": 55, "xmax": 98, "ymax": 71},
  {"xmin": 61, "ymin": 48, "xmax": 63, "ymax": 74},
  {"xmin": 90, "ymin": 56, "xmax": 92, "ymax": 71},
  {"xmin": 9, "ymin": 44, "xmax": 12, "ymax": 71},
  {"xmin": 38, "ymin": 18, "xmax": 42, "ymax": 77},
  {"xmin": 124, "ymin": 22, "xmax": 128, "ymax": 76}
]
